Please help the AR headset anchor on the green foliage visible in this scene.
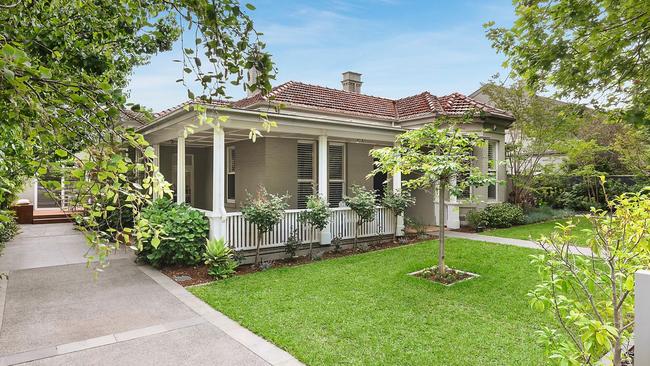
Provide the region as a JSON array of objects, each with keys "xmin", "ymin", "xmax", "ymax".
[
  {"xmin": 0, "ymin": 211, "xmax": 19, "ymax": 252},
  {"xmin": 371, "ymin": 117, "xmax": 496, "ymax": 272},
  {"xmin": 137, "ymin": 199, "xmax": 209, "ymax": 268},
  {"xmin": 242, "ymin": 187, "xmax": 289, "ymax": 265},
  {"xmin": 382, "ymin": 190, "xmax": 415, "ymax": 241},
  {"xmin": 468, "ymin": 203, "xmax": 525, "ymax": 230},
  {"xmin": 382, "ymin": 190, "xmax": 415, "ymax": 217},
  {"xmin": 529, "ymin": 188, "xmax": 650, "ymax": 366},
  {"xmin": 299, "ymin": 194, "xmax": 330, "ymax": 231},
  {"xmin": 284, "ymin": 230, "xmax": 300, "ymax": 259},
  {"xmin": 486, "ymin": 0, "xmax": 650, "ymax": 115},
  {"xmin": 524, "ymin": 206, "xmax": 575, "ymax": 225},
  {"xmin": 203, "ymin": 238, "xmax": 237, "ymax": 280},
  {"xmin": 299, "ymin": 194, "xmax": 329, "ymax": 259},
  {"xmin": 0, "ymin": 0, "xmax": 274, "ymax": 271},
  {"xmin": 480, "ymin": 81, "xmax": 579, "ymax": 206},
  {"xmin": 343, "ymin": 185, "xmax": 376, "ymax": 248}
]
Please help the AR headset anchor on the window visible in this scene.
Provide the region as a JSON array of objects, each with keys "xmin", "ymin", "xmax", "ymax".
[
  {"xmin": 227, "ymin": 146, "xmax": 235, "ymax": 202},
  {"xmin": 297, "ymin": 141, "xmax": 315, "ymax": 208},
  {"xmin": 328, "ymin": 143, "xmax": 345, "ymax": 207},
  {"xmin": 487, "ymin": 140, "xmax": 497, "ymax": 200}
]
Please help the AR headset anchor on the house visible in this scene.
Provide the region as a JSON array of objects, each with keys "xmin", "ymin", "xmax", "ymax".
[{"xmin": 137, "ymin": 71, "xmax": 514, "ymax": 253}]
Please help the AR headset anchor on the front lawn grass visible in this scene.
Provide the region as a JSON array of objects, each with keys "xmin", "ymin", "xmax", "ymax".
[
  {"xmin": 190, "ymin": 239, "xmax": 552, "ymax": 365},
  {"xmin": 484, "ymin": 216, "xmax": 592, "ymax": 246}
]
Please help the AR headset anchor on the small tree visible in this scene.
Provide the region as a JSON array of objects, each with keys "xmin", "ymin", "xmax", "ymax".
[
  {"xmin": 371, "ymin": 118, "xmax": 495, "ymax": 274},
  {"xmin": 241, "ymin": 187, "xmax": 289, "ymax": 266},
  {"xmin": 382, "ymin": 189, "xmax": 415, "ymax": 242},
  {"xmin": 299, "ymin": 194, "xmax": 330, "ymax": 259},
  {"xmin": 529, "ymin": 185, "xmax": 650, "ymax": 366},
  {"xmin": 343, "ymin": 185, "xmax": 376, "ymax": 249}
]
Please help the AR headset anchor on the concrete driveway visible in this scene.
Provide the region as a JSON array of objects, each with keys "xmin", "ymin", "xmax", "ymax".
[{"xmin": 0, "ymin": 224, "xmax": 301, "ymax": 366}]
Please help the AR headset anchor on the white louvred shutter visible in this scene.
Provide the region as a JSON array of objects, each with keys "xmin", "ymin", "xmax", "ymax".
[
  {"xmin": 297, "ymin": 142, "xmax": 315, "ymax": 209},
  {"xmin": 328, "ymin": 144, "xmax": 345, "ymax": 207}
]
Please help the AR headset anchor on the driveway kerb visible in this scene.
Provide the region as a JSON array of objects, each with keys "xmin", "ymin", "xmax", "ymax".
[{"xmin": 137, "ymin": 265, "xmax": 303, "ymax": 366}]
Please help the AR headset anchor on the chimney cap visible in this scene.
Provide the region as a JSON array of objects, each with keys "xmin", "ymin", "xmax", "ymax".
[{"xmin": 342, "ymin": 71, "xmax": 362, "ymax": 81}]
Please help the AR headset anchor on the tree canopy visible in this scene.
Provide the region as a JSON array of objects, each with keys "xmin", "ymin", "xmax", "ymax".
[
  {"xmin": 486, "ymin": 0, "xmax": 650, "ymax": 115},
  {"xmin": 0, "ymin": 0, "xmax": 274, "ymax": 270}
]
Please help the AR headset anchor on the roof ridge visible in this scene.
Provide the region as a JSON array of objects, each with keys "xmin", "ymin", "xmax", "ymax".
[{"xmin": 285, "ymin": 80, "xmax": 397, "ymax": 102}]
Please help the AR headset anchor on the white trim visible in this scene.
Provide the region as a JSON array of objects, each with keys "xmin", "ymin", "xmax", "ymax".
[
  {"xmin": 226, "ymin": 145, "xmax": 236, "ymax": 203},
  {"xmin": 176, "ymin": 137, "xmax": 186, "ymax": 204},
  {"xmin": 318, "ymin": 136, "xmax": 331, "ymax": 244}
]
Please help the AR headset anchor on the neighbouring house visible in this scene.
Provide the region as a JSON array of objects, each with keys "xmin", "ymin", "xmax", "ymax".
[
  {"xmin": 136, "ymin": 71, "xmax": 513, "ymax": 253},
  {"xmin": 469, "ymin": 85, "xmax": 567, "ymax": 168}
]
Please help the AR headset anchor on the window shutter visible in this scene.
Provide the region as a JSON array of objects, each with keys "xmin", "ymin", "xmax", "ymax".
[
  {"xmin": 328, "ymin": 144, "xmax": 344, "ymax": 180},
  {"xmin": 297, "ymin": 142, "xmax": 314, "ymax": 180},
  {"xmin": 487, "ymin": 141, "xmax": 496, "ymax": 169},
  {"xmin": 328, "ymin": 144, "xmax": 345, "ymax": 207},
  {"xmin": 297, "ymin": 142, "xmax": 315, "ymax": 209}
]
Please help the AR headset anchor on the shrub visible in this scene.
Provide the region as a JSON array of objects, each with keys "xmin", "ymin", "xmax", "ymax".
[
  {"xmin": 343, "ymin": 185, "xmax": 376, "ymax": 249},
  {"xmin": 299, "ymin": 194, "xmax": 330, "ymax": 259},
  {"xmin": 0, "ymin": 211, "xmax": 19, "ymax": 253},
  {"xmin": 137, "ymin": 199, "xmax": 209, "ymax": 268},
  {"xmin": 242, "ymin": 187, "xmax": 289, "ymax": 266},
  {"xmin": 284, "ymin": 229, "xmax": 300, "ymax": 259},
  {"xmin": 382, "ymin": 190, "xmax": 415, "ymax": 242},
  {"xmin": 203, "ymin": 238, "xmax": 237, "ymax": 279},
  {"xmin": 529, "ymin": 189, "xmax": 650, "ymax": 365},
  {"xmin": 468, "ymin": 203, "xmax": 525, "ymax": 229}
]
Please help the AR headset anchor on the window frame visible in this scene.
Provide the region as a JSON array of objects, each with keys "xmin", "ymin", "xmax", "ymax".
[{"xmin": 226, "ymin": 146, "xmax": 236, "ymax": 203}]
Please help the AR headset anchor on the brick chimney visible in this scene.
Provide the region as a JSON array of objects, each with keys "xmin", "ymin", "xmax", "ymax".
[{"xmin": 341, "ymin": 71, "xmax": 362, "ymax": 93}]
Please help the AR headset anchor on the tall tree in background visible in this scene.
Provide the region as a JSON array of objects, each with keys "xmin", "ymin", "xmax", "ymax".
[
  {"xmin": 485, "ymin": 0, "xmax": 650, "ymax": 115},
  {"xmin": 480, "ymin": 81, "xmax": 577, "ymax": 205},
  {"xmin": 0, "ymin": 0, "xmax": 274, "ymax": 270}
]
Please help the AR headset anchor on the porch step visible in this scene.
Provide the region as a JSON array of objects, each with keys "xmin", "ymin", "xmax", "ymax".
[{"xmin": 32, "ymin": 216, "xmax": 74, "ymax": 224}]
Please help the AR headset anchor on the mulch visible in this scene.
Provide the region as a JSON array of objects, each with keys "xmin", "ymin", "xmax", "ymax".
[{"xmin": 162, "ymin": 235, "xmax": 431, "ymax": 287}]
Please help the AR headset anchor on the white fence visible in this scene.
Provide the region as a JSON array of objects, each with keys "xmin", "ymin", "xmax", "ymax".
[{"xmin": 224, "ymin": 206, "xmax": 395, "ymax": 251}]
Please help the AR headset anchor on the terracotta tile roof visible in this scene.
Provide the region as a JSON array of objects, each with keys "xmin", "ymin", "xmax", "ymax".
[
  {"xmin": 155, "ymin": 81, "xmax": 514, "ymax": 122},
  {"xmin": 155, "ymin": 99, "xmax": 229, "ymax": 118}
]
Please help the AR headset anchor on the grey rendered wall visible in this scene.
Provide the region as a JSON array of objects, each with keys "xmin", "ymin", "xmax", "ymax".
[
  {"xmin": 264, "ymin": 138, "xmax": 298, "ymax": 207},
  {"xmin": 231, "ymin": 139, "xmax": 266, "ymax": 210},
  {"xmin": 406, "ymin": 188, "xmax": 436, "ymax": 226},
  {"xmin": 346, "ymin": 143, "xmax": 374, "ymax": 191}
]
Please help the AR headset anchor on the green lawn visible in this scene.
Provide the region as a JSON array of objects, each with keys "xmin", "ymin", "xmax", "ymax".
[
  {"xmin": 190, "ymin": 239, "xmax": 553, "ymax": 365},
  {"xmin": 484, "ymin": 216, "xmax": 592, "ymax": 246}
]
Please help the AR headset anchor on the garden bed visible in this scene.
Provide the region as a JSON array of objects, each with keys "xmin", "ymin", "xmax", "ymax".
[
  {"xmin": 409, "ymin": 266, "xmax": 479, "ymax": 285},
  {"xmin": 162, "ymin": 234, "xmax": 433, "ymax": 286}
]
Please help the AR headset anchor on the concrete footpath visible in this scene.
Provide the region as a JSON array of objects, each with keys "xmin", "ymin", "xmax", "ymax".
[
  {"xmin": 0, "ymin": 223, "xmax": 302, "ymax": 366},
  {"xmin": 445, "ymin": 230, "xmax": 594, "ymax": 257}
]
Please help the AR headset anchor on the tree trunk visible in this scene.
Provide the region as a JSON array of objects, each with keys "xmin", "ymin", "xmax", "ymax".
[
  {"xmin": 354, "ymin": 222, "xmax": 359, "ymax": 249},
  {"xmin": 438, "ymin": 183, "xmax": 446, "ymax": 275},
  {"xmin": 255, "ymin": 233, "xmax": 262, "ymax": 266}
]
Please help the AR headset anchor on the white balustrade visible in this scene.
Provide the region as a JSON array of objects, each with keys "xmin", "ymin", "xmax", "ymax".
[{"xmin": 205, "ymin": 206, "xmax": 396, "ymax": 251}]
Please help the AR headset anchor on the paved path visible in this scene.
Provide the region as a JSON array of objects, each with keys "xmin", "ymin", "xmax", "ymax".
[
  {"xmin": 445, "ymin": 231, "xmax": 594, "ymax": 257},
  {"xmin": 0, "ymin": 224, "xmax": 302, "ymax": 366}
]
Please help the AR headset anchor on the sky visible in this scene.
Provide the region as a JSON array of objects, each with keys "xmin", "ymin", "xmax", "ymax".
[{"xmin": 127, "ymin": 0, "xmax": 517, "ymax": 112}]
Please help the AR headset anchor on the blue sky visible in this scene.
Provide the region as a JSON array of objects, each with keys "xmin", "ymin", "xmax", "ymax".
[{"xmin": 127, "ymin": 0, "xmax": 516, "ymax": 112}]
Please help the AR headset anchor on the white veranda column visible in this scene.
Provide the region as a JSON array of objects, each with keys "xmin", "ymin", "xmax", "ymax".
[
  {"xmin": 392, "ymin": 170, "xmax": 405, "ymax": 236},
  {"xmin": 318, "ymin": 135, "xmax": 332, "ymax": 245},
  {"xmin": 210, "ymin": 126, "xmax": 227, "ymax": 240},
  {"xmin": 636, "ymin": 270, "xmax": 650, "ymax": 366},
  {"xmin": 446, "ymin": 177, "xmax": 461, "ymax": 229},
  {"xmin": 176, "ymin": 136, "xmax": 186, "ymax": 204},
  {"xmin": 152, "ymin": 144, "xmax": 160, "ymax": 200}
]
